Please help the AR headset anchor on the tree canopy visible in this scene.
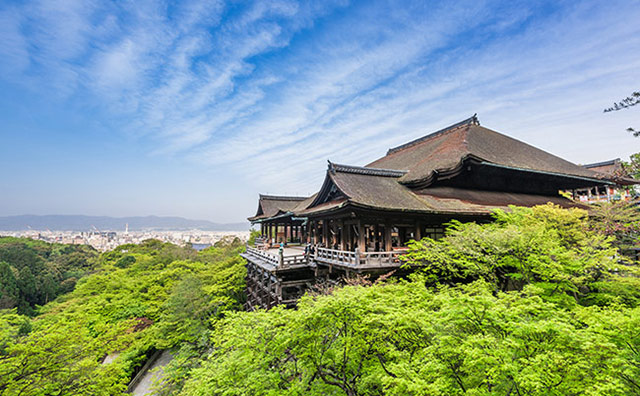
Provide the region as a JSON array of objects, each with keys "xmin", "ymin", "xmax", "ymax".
[
  {"xmin": 0, "ymin": 237, "xmax": 98, "ymax": 315},
  {"xmin": 0, "ymin": 239, "xmax": 246, "ymax": 396},
  {"xmin": 179, "ymin": 205, "xmax": 640, "ymax": 396}
]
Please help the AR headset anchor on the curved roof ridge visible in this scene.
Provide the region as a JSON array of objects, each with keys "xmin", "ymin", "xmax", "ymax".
[
  {"xmin": 328, "ymin": 161, "xmax": 408, "ymax": 177},
  {"xmin": 259, "ymin": 194, "xmax": 308, "ymax": 201},
  {"xmin": 582, "ymin": 158, "xmax": 620, "ymax": 169},
  {"xmin": 386, "ymin": 114, "xmax": 479, "ymax": 155}
]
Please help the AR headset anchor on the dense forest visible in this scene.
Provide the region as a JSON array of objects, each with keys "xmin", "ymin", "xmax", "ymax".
[
  {"xmin": 0, "ymin": 237, "xmax": 246, "ymax": 395},
  {"xmin": 0, "ymin": 237, "xmax": 98, "ymax": 315},
  {"xmin": 0, "ymin": 203, "xmax": 639, "ymax": 395}
]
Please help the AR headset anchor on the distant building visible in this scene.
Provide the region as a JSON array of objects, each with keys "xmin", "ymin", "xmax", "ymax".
[
  {"xmin": 573, "ymin": 159, "xmax": 636, "ymax": 203},
  {"xmin": 242, "ymin": 115, "xmax": 638, "ymax": 310}
]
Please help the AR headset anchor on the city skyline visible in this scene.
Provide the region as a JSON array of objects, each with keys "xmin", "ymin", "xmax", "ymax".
[{"xmin": 1, "ymin": 0, "xmax": 639, "ymax": 223}]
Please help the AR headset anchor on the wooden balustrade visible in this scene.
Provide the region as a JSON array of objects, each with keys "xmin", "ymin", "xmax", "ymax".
[
  {"xmin": 314, "ymin": 247, "xmax": 405, "ymax": 268},
  {"xmin": 245, "ymin": 245, "xmax": 308, "ymax": 268},
  {"xmin": 245, "ymin": 245, "xmax": 405, "ymax": 270}
]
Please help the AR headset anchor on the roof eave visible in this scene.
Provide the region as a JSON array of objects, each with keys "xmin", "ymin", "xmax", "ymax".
[{"xmin": 479, "ymin": 162, "xmax": 616, "ymax": 186}]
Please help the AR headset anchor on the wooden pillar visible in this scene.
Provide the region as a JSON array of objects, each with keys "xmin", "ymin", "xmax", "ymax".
[
  {"xmin": 331, "ymin": 221, "xmax": 338, "ymax": 249},
  {"xmin": 322, "ymin": 220, "xmax": 329, "ymax": 247},
  {"xmin": 357, "ymin": 220, "xmax": 365, "ymax": 252},
  {"xmin": 384, "ymin": 222, "xmax": 392, "ymax": 251},
  {"xmin": 339, "ymin": 220, "xmax": 345, "ymax": 250},
  {"xmin": 415, "ymin": 221, "xmax": 422, "ymax": 241}
]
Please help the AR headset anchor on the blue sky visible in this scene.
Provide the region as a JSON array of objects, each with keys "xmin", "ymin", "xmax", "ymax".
[{"xmin": 0, "ymin": 0, "xmax": 639, "ymax": 223}]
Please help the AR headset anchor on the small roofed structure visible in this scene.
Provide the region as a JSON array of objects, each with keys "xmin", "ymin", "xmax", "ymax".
[
  {"xmin": 574, "ymin": 159, "xmax": 637, "ymax": 203},
  {"xmin": 242, "ymin": 115, "xmax": 634, "ymax": 310}
]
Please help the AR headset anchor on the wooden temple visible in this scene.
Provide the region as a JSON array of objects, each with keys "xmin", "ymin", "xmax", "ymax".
[
  {"xmin": 574, "ymin": 159, "xmax": 637, "ymax": 203},
  {"xmin": 241, "ymin": 115, "xmax": 626, "ymax": 310}
]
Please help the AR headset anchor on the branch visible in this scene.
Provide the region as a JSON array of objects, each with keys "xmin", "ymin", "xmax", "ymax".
[{"xmin": 604, "ymin": 91, "xmax": 640, "ymax": 112}]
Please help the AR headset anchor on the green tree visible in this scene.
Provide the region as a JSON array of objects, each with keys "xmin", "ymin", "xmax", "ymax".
[
  {"xmin": 179, "ymin": 280, "xmax": 640, "ymax": 396},
  {"xmin": 0, "ymin": 262, "xmax": 18, "ymax": 309},
  {"xmin": 0, "ymin": 239, "xmax": 247, "ymax": 396},
  {"xmin": 401, "ymin": 204, "xmax": 628, "ymax": 306},
  {"xmin": 588, "ymin": 199, "xmax": 640, "ymax": 249}
]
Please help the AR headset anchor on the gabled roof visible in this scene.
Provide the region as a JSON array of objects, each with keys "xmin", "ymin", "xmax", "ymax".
[
  {"xmin": 248, "ymin": 194, "xmax": 309, "ymax": 221},
  {"xmin": 367, "ymin": 115, "xmax": 606, "ymax": 187},
  {"xmin": 306, "ymin": 162, "xmax": 427, "ymax": 211}
]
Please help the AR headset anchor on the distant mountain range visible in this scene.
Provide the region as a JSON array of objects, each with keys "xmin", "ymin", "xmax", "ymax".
[{"xmin": 0, "ymin": 215, "xmax": 250, "ymax": 232}]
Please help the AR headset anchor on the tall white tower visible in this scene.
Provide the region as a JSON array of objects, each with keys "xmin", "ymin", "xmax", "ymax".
[{"xmin": 125, "ymin": 223, "xmax": 129, "ymax": 234}]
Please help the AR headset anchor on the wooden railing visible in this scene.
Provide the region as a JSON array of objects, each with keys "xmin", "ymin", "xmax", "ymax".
[
  {"xmin": 245, "ymin": 246, "xmax": 280, "ymax": 267},
  {"xmin": 244, "ymin": 246, "xmax": 309, "ymax": 268},
  {"xmin": 245, "ymin": 245, "xmax": 406, "ymax": 269},
  {"xmin": 314, "ymin": 247, "xmax": 406, "ymax": 268},
  {"xmin": 314, "ymin": 247, "xmax": 359, "ymax": 266},
  {"xmin": 362, "ymin": 251, "xmax": 404, "ymax": 267}
]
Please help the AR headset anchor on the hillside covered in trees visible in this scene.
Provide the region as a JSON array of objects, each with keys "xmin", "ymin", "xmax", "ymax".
[
  {"xmin": 0, "ymin": 237, "xmax": 98, "ymax": 315},
  {"xmin": 0, "ymin": 204, "xmax": 639, "ymax": 395},
  {"xmin": 0, "ymin": 237, "xmax": 246, "ymax": 395}
]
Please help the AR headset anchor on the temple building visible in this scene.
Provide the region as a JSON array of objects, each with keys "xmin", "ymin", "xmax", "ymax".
[
  {"xmin": 241, "ymin": 115, "xmax": 630, "ymax": 310},
  {"xmin": 574, "ymin": 159, "xmax": 637, "ymax": 203}
]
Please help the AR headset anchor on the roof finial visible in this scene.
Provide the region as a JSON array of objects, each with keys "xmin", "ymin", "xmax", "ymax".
[
  {"xmin": 471, "ymin": 113, "xmax": 480, "ymax": 125},
  {"xmin": 327, "ymin": 160, "xmax": 336, "ymax": 173}
]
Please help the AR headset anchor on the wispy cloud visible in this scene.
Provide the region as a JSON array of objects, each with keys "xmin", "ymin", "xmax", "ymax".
[{"xmin": 1, "ymin": 0, "xmax": 639, "ymax": 203}]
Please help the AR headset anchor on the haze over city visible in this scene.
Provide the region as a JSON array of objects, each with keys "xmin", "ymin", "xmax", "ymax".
[{"xmin": 1, "ymin": 0, "xmax": 639, "ymax": 223}]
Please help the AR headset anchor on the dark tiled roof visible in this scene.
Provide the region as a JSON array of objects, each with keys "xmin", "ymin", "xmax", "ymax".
[
  {"xmin": 251, "ymin": 116, "xmax": 619, "ymax": 220},
  {"xmin": 367, "ymin": 116, "xmax": 603, "ymax": 186},
  {"xmin": 329, "ymin": 168, "xmax": 428, "ymax": 211},
  {"xmin": 299, "ymin": 165, "xmax": 586, "ymax": 217},
  {"xmin": 248, "ymin": 194, "xmax": 309, "ymax": 221}
]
